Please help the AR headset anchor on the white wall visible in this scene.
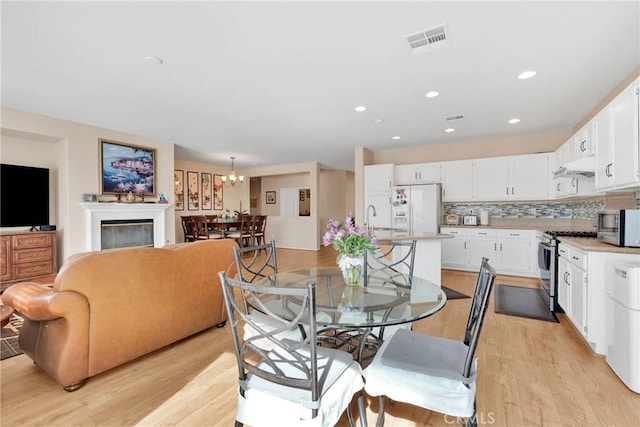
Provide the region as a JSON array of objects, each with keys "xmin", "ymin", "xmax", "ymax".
[{"xmin": 1, "ymin": 108, "xmax": 176, "ymax": 264}]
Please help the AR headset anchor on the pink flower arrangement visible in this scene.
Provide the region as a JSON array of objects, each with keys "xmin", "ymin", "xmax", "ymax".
[{"xmin": 322, "ymin": 216, "xmax": 377, "ymax": 257}]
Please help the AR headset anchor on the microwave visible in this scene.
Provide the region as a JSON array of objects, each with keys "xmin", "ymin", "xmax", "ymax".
[{"xmin": 596, "ymin": 209, "xmax": 640, "ymax": 248}]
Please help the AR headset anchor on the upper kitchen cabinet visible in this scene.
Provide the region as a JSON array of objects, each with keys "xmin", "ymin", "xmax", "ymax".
[
  {"xmin": 394, "ymin": 163, "xmax": 441, "ymax": 185},
  {"xmin": 575, "ymin": 123, "xmax": 595, "ymax": 158},
  {"xmin": 473, "ymin": 154, "xmax": 549, "ymax": 201},
  {"xmin": 595, "ymin": 78, "xmax": 640, "ymax": 191},
  {"xmin": 364, "ymin": 164, "xmax": 394, "ymax": 192},
  {"xmin": 441, "ymin": 160, "xmax": 473, "ymax": 201}
]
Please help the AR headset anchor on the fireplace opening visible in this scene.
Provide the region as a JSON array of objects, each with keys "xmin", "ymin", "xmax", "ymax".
[{"xmin": 101, "ymin": 219, "xmax": 154, "ymax": 250}]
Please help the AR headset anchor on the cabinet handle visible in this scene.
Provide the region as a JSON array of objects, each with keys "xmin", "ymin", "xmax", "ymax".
[
  {"xmin": 494, "ymin": 243, "xmax": 497, "ymax": 251},
  {"xmin": 500, "ymin": 243, "xmax": 503, "ymax": 251},
  {"xmin": 557, "ymin": 183, "xmax": 561, "ymax": 191},
  {"xmin": 511, "ymin": 186, "xmax": 514, "ymax": 194},
  {"xmin": 506, "ymin": 187, "xmax": 509, "ymax": 195},
  {"xmin": 572, "ymin": 256, "xmax": 579, "ymax": 261},
  {"xmin": 479, "ymin": 232, "xmax": 487, "ymax": 235},
  {"xmin": 580, "ymin": 140, "xmax": 586, "ymax": 152},
  {"xmin": 464, "ymin": 242, "xmax": 467, "ymax": 249},
  {"xmin": 572, "ymin": 178, "xmax": 577, "ymax": 188}
]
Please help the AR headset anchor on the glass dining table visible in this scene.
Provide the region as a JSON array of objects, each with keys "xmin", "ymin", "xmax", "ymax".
[{"xmin": 257, "ymin": 267, "xmax": 447, "ymax": 362}]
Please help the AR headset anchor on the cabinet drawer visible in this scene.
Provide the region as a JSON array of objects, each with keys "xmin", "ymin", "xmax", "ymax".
[
  {"xmin": 12, "ymin": 233, "xmax": 53, "ymax": 249},
  {"xmin": 568, "ymin": 248, "xmax": 587, "ymax": 270},
  {"xmin": 13, "ymin": 247, "xmax": 53, "ymax": 264},
  {"xmin": 13, "ymin": 261, "xmax": 55, "ymax": 279},
  {"xmin": 440, "ymin": 227, "xmax": 467, "ymax": 236},
  {"xmin": 497, "ymin": 229, "xmax": 529, "ymax": 239},
  {"xmin": 468, "ymin": 229, "xmax": 497, "ymax": 238}
]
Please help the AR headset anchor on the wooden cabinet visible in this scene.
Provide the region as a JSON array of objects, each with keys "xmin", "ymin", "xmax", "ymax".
[
  {"xmin": 0, "ymin": 231, "xmax": 57, "ymax": 291},
  {"xmin": 595, "ymin": 78, "xmax": 640, "ymax": 191},
  {"xmin": 394, "ymin": 163, "xmax": 441, "ymax": 185},
  {"xmin": 364, "ymin": 164, "xmax": 394, "ymax": 192},
  {"xmin": 473, "ymin": 154, "xmax": 549, "ymax": 201},
  {"xmin": 441, "ymin": 160, "xmax": 473, "ymax": 201}
]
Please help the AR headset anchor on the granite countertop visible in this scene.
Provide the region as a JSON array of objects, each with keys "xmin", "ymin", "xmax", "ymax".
[
  {"xmin": 374, "ymin": 229, "xmax": 453, "ymax": 241},
  {"xmin": 556, "ymin": 237, "xmax": 640, "ymax": 254}
]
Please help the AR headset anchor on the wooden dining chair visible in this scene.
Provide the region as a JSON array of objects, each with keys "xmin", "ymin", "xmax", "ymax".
[
  {"xmin": 180, "ymin": 216, "xmax": 196, "ymax": 242},
  {"xmin": 363, "ymin": 257, "xmax": 497, "ymax": 427},
  {"xmin": 253, "ymin": 215, "xmax": 268, "ymax": 246},
  {"xmin": 227, "ymin": 215, "xmax": 256, "ymax": 248},
  {"xmin": 218, "ymin": 271, "xmax": 366, "ymax": 427},
  {"xmin": 193, "ymin": 215, "xmax": 223, "ymax": 240}
]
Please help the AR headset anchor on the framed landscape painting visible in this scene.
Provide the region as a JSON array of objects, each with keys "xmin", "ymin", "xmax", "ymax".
[
  {"xmin": 174, "ymin": 170, "xmax": 184, "ymax": 211},
  {"xmin": 99, "ymin": 139, "xmax": 156, "ymax": 195},
  {"xmin": 201, "ymin": 172, "xmax": 212, "ymax": 210},
  {"xmin": 214, "ymin": 174, "xmax": 223, "ymax": 210},
  {"xmin": 187, "ymin": 171, "xmax": 199, "ymax": 211}
]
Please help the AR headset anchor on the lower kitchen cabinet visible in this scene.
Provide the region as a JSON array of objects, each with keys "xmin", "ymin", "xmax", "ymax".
[
  {"xmin": 556, "ymin": 241, "xmax": 639, "ymax": 355},
  {"xmin": 441, "ymin": 227, "xmax": 536, "ymax": 277}
]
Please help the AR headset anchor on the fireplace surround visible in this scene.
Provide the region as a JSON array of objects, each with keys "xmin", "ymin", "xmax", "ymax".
[{"xmin": 80, "ymin": 202, "xmax": 170, "ymax": 251}]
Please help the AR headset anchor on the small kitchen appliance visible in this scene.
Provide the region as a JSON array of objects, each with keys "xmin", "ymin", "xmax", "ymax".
[
  {"xmin": 446, "ymin": 214, "xmax": 460, "ymax": 225},
  {"xmin": 463, "ymin": 215, "xmax": 478, "ymax": 226},
  {"xmin": 596, "ymin": 209, "xmax": 640, "ymax": 248}
]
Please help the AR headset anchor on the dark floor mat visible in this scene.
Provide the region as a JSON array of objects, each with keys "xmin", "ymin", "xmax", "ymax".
[
  {"xmin": 441, "ymin": 285, "xmax": 470, "ymax": 300},
  {"xmin": 494, "ymin": 284, "xmax": 559, "ymax": 323}
]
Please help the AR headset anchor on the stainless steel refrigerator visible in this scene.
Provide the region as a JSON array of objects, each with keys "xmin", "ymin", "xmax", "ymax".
[{"xmin": 391, "ymin": 184, "xmax": 442, "ymax": 234}]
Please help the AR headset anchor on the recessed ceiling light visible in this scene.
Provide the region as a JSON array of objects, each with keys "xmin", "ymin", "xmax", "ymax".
[
  {"xmin": 517, "ymin": 70, "xmax": 536, "ymax": 80},
  {"xmin": 145, "ymin": 56, "xmax": 164, "ymax": 65},
  {"xmin": 373, "ymin": 118, "xmax": 384, "ymax": 124},
  {"xmin": 508, "ymin": 118, "xmax": 521, "ymax": 124},
  {"xmin": 392, "ymin": 136, "xmax": 401, "ymax": 140},
  {"xmin": 445, "ymin": 128, "xmax": 455, "ymax": 133},
  {"xmin": 425, "ymin": 91, "xmax": 439, "ymax": 98},
  {"xmin": 354, "ymin": 106, "xmax": 367, "ymax": 112}
]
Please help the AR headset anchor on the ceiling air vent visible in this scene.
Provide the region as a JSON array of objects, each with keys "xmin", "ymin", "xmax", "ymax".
[
  {"xmin": 404, "ymin": 24, "xmax": 449, "ymax": 54},
  {"xmin": 445, "ymin": 114, "xmax": 465, "ymax": 122}
]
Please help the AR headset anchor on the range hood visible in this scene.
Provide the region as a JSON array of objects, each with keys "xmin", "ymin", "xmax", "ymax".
[{"xmin": 553, "ymin": 156, "xmax": 596, "ymax": 178}]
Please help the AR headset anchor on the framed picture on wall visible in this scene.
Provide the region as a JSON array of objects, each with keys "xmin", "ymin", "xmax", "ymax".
[
  {"xmin": 187, "ymin": 171, "xmax": 199, "ymax": 211},
  {"xmin": 214, "ymin": 174, "xmax": 223, "ymax": 210},
  {"xmin": 99, "ymin": 139, "xmax": 156, "ymax": 195},
  {"xmin": 201, "ymin": 172, "xmax": 212, "ymax": 210},
  {"xmin": 266, "ymin": 191, "xmax": 276, "ymax": 204},
  {"xmin": 299, "ymin": 190, "xmax": 305, "ymax": 201},
  {"xmin": 174, "ymin": 169, "xmax": 184, "ymax": 211}
]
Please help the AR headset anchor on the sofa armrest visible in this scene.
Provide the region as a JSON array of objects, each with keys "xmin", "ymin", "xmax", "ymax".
[{"xmin": 1, "ymin": 282, "xmax": 88, "ymax": 321}]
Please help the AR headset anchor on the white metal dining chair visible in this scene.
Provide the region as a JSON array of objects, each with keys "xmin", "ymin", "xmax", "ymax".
[
  {"xmin": 363, "ymin": 257, "xmax": 496, "ymax": 427},
  {"xmin": 218, "ymin": 272, "xmax": 367, "ymax": 427}
]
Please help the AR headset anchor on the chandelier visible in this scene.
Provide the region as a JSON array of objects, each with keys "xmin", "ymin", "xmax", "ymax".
[{"xmin": 221, "ymin": 156, "xmax": 244, "ymax": 186}]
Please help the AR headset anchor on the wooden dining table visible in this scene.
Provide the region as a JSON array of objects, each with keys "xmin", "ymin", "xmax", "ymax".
[{"xmin": 206, "ymin": 218, "xmax": 242, "ymax": 238}]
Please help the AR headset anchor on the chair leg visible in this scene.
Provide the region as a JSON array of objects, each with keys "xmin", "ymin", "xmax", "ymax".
[
  {"xmin": 234, "ymin": 421, "xmax": 243, "ymax": 427},
  {"xmin": 357, "ymin": 391, "xmax": 368, "ymax": 427},
  {"xmin": 375, "ymin": 396, "xmax": 385, "ymax": 427}
]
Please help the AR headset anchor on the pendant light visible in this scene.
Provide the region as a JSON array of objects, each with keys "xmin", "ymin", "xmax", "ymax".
[{"xmin": 221, "ymin": 156, "xmax": 244, "ymax": 186}]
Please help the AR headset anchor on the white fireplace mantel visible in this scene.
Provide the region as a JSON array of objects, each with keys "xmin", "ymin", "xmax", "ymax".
[{"xmin": 80, "ymin": 202, "xmax": 170, "ymax": 251}]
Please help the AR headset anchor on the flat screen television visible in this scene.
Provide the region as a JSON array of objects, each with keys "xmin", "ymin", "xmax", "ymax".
[{"xmin": 0, "ymin": 163, "xmax": 50, "ymax": 228}]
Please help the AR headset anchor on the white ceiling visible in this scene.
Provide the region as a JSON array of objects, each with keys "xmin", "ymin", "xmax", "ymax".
[{"xmin": 2, "ymin": 1, "xmax": 639, "ymax": 171}]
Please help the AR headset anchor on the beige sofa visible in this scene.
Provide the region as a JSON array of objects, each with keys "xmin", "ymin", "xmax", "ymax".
[{"xmin": 1, "ymin": 239, "xmax": 237, "ymax": 391}]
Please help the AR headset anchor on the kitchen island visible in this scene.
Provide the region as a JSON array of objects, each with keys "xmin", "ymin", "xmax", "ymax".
[{"xmin": 373, "ymin": 228, "xmax": 453, "ymax": 287}]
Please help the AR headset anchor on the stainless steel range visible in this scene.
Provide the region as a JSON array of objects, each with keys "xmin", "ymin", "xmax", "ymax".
[{"xmin": 537, "ymin": 230, "xmax": 597, "ymax": 312}]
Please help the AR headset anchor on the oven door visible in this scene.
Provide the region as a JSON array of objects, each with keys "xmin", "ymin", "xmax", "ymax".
[{"xmin": 537, "ymin": 239, "xmax": 557, "ymax": 312}]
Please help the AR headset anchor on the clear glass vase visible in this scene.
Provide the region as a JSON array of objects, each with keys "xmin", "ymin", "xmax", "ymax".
[{"xmin": 338, "ymin": 254, "xmax": 364, "ymax": 287}]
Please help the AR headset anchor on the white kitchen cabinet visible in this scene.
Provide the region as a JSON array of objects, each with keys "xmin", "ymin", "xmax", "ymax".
[
  {"xmin": 558, "ymin": 243, "xmax": 588, "ymax": 338},
  {"xmin": 441, "ymin": 227, "xmax": 536, "ymax": 277},
  {"xmin": 441, "ymin": 160, "xmax": 473, "ymax": 201},
  {"xmin": 440, "ymin": 227, "xmax": 469, "ymax": 269},
  {"xmin": 595, "ymin": 78, "xmax": 640, "ymax": 191},
  {"xmin": 575, "ymin": 123, "xmax": 595, "ymax": 158},
  {"xmin": 557, "ymin": 241, "xmax": 640, "ymax": 355},
  {"xmin": 467, "ymin": 229, "xmax": 497, "ymax": 269},
  {"xmin": 364, "ymin": 164, "xmax": 394, "ymax": 192},
  {"xmin": 496, "ymin": 230, "xmax": 532, "ymax": 275},
  {"xmin": 394, "ymin": 163, "xmax": 441, "ymax": 185},
  {"xmin": 549, "ymin": 151, "xmax": 596, "ymax": 199},
  {"xmin": 473, "ymin": 154, "xmax": 549, "ymax": 201}
]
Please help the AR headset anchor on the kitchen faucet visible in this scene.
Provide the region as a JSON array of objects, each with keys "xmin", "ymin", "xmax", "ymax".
[{"xmin": 366, "ymin": 204, "xmax": 377, "ymax": 232}]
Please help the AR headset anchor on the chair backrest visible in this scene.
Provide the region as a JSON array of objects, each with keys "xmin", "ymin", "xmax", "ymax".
[
  {"xmin": 180, "ymin": 216, "xmax": 196, "ymax": 241},
  {"xmin": 233, "ymin": 241, "xmax": 278, "ymax": 284},
  {"xmin": 192, "ymin": 215, "xmax": 209, "ymax": 239},
  {"xmin": 218, "ymin": 272, "xmax": 321, "ymax": 417},
  {"xmin": 462, "ymin": 257, "xmax": 496, "ymax": 379},
  {"xmin": 254, "ymin": 215, "xmax": 267, "ymax": 233},
  {"xmin": 363, "ymin": 240, "xmax": 417, "ymax": 287}
]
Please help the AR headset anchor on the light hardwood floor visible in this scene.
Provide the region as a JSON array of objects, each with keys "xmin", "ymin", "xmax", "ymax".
[{"xmin": 1, "ymin": 246, "xmax": 639, "ymax": 426}]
